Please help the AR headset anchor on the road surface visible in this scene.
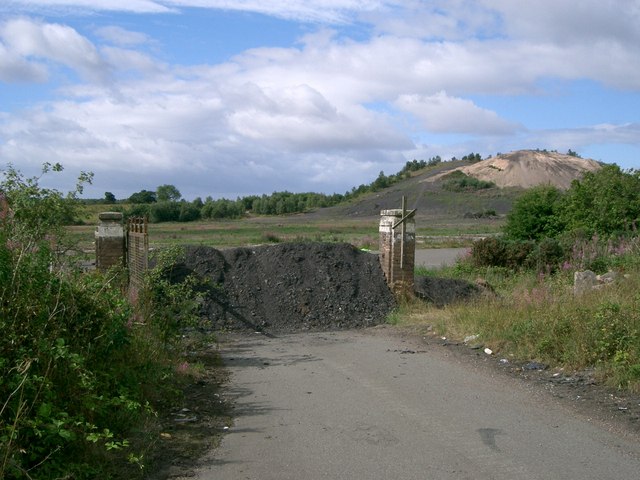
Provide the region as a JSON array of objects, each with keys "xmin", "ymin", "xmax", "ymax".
[
  {"xmin": 184, "ymin": 329, "xmax": 640, "ymax": 479},
  {"xmin": 414, "ymin": 247, "xmax": 468, "ymax": 269}
]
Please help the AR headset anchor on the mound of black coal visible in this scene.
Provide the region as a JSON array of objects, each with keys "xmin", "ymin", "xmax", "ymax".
[
  {"xmin": 174, "ymin": 243, "xmax": 396, "ymax": 333},
  {"xmin": 413, "ymin": 276, "xmax": 481, "ymax": 307}
]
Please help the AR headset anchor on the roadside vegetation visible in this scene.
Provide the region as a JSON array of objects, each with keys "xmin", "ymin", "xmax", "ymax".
[
  {"xmin": 0, "ymin": 165, "xmax": 207, "ymax": 479},
  {"xmin": 405, "ymin": 165, "xmax": 640, "ymax": 392}
]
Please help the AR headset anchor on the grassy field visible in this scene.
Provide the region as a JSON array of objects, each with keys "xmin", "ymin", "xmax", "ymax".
[{"xmin": 72, "ymin": 203, "xmax": 504, "ymax": 252}]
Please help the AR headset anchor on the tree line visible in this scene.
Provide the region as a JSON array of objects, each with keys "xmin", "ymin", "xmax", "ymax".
[{"xmin": 96, "ymin": 155, "xmax": 452, "ymax": 222}]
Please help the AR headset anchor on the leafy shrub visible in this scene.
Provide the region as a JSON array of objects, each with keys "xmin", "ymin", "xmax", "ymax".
[
  {"xmin": 149, "ymin": 201, "xmax": 181, "ymax": 223},
  {"xmin": 505, "ymin": 239, "xmax": 536, "ymax": 269},
  {"xmin": 503, "ymin": 185, "xmax": 564, "ymax": 241},
  {"xmin": 470, "ymin": 237, "xmax": 566, "ymax": 272},
  {"xmin": 528, "ymin": 237, "xmax": 566, "ymax": 271},
  {"xmin": 0, "ymin": 165, "xmax": 197, "ymax": 479},
  {"xmin": 560, "ymin": 165, "xmax": 640, "ymax": 237},
  {"xmin": 178, "ymin": 202, "xmax": 201, "ymax": 222},
  {"xmin": 442, "ymin": 171, "xmax": 495, "ymax": 192},
  {"xmin": 503, "ymin": 165, "xmax": 640, "ymax": 242},
  {"xmin": 470, "ymin": 237, "xmax": 507, "ymax": 267}
]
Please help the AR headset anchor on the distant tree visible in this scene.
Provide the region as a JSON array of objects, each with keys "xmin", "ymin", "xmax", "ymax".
[
  {"xmin": 192, "ymin": 197, "xmax": 204, "ymax": 209},
  {"xmin": 178, "ymin": 202, "xmax": 201, "ymax": 222},
  {"xmin": 149, "ymin": 201, "xmax": 180, "ymax": 222},
  {"xmin": 462, "ymin": 152, "xmax": 482, "ymax": 163},
  {"xmin": 104, "ymin": 191, "xmax": 116, "ymax": 204},
  {"xmin": 371, "ymin": 171, "xmax": 390, "ymax": 191},
  {"xmin": 566, "ymin": 149, "xmax": 581, "ymax": 158},
  {"xmin": 128, "ymin": 189, "xmax": 156, "ymax": 204},
  {"xmin": 156, "ymin": 184, "xmax": 181, "ymax": 202}
]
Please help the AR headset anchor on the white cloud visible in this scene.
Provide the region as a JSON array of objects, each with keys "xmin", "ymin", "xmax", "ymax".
[
  {"xmin": 5, "ymin": 0, "xmax": 174, "ymax": 14},
  {"xmin": 95, "ymin": 26, "xmax": 154, "ymax": 47},
  {"xmin": 395, "ymin": 91, "xmax": 521, "ymax": 135},
  {"xmin": 5, "ymin": 0, "xmax": 388, "ymax": 21},
  {"xmin": 0, "ymin": 42, "xmax": 49, "ymax": 82},
  {"xmin": 526, "ymin": 123, "xmax": 640, "ymax": 152},
  {"xmin": 1, "ymin": 2, "xmax": 640, "ymax": 197},
  {"xmin": 484, "ymin": 0, "xmax": 640, "ymax": 46},
  {"xmin": 0, "ymin": 18, "xmax": 110, "ymax": 82}
]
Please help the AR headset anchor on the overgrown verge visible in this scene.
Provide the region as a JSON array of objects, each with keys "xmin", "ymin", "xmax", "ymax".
[
  {"xmin": 0, "ymin": 165, "xmax": 213, "ymax": 479},
  {"xmin": 403, "ymin": 164, "xmax": 640, "ymax": 392},
  {"xmin": 411, "ymin": 262, "xmax": 640, "ymax": 391}
]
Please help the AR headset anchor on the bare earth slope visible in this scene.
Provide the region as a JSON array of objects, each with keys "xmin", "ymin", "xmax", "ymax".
[
  {"xmin": 307, "ymin": 151, "xmax": 599, "ymax": 222},
  {"xmin": 431, "ymin": 150, "xmax": 601, "ymax": 189}
]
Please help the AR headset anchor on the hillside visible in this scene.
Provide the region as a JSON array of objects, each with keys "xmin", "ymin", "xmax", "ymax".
[
  {"xmin": 429, "ymin": 150, "xmax": 601, "ymax": 189},
  {"xmin": 308, "ymin": 150, "xmax": 601, "ymax": 222}
]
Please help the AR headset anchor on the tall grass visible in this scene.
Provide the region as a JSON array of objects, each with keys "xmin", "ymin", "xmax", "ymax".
[{"xmin": 405, "ymin": 243, "xmax": 640, "ymax": 392}]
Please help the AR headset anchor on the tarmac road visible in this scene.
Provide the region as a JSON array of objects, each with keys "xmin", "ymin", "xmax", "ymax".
[
  {"xmin": 414, "ymin": 247, "xmax": 469, "ymax": 269},
  {"xmin": 185, "ymin": 329, "xmax": 640, "ymax": 480}
]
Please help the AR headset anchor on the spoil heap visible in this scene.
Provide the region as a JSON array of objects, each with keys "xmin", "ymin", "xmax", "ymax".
[{"xmin": 173, "ymin": 242, "xmax": 396, "ymax": 333}]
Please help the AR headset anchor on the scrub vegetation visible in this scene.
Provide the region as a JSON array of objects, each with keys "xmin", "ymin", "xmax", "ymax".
[
  {"xmin": 407, "ymin": 165, "xmax": 640, "ymax": 392},
  {"xmin": 0, "ymin": 165, "xmax": 206, "ymax": 479}
]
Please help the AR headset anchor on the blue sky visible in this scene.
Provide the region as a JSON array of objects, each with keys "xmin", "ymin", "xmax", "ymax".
[{"xmin": 1, "ymin": 1, "xmax": 639, "ymax": 200}]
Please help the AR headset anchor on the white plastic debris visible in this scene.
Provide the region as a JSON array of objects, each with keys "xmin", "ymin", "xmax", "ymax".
[
  {"xmin": 464, "ymin": 334, "xmax": 479, "ymax": 344},
  {"xmin": 484, "ymin": 348, "xmax": 493, "ymax": 355}
]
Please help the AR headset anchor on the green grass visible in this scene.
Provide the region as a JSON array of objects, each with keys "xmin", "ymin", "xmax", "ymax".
[
  {"xmin": 400, "ymin": 263, "xmax": 640, "ymax": 392},
  {"xmin": 70, "ymin": 205, "xmax": 503, "ymax": 252}
]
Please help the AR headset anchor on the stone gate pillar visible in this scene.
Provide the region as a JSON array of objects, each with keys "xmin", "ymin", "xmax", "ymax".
[
  {"xmin": 95, "ymin": 212, "xmax": 125, "ymax": 271},
  {"xmin": 379, "ymin": 207, "xmax": 415, "ymax": 297}
]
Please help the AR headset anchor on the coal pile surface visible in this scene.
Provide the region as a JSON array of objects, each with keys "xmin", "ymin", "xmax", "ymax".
[
  {"xmin": 414, "ymin": 276, "xmax": 481, "ymax": 307},
  {"xmin": 174, "ymin": 243, "xmax": 396, "ymax": 333}
]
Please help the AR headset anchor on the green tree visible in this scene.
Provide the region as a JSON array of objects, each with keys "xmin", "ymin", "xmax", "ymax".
[
  {"xmin": 1, "ymin": 162, "xmax": 92, "ymax": 242},
  {"xmin": 560, "ymin": 165, "xmax": 640, "ymax": 236},
  {"xmin": 503, "ymin": 186, "xmax": 565, "ymax": 241},
  {"xmin": 128, "ymin": 189, "xmax": 156, "ymax": 204},
  {"xmin": 104, "ymin": 191, "xmax": 116, "ymax": 204},
  {"xmin": 149, "ymin": 201, "xmax": 180, "ymax": 222},
  {"xmin": 156, "ymin": 184, "xmax": 182, "ymax": 202}
]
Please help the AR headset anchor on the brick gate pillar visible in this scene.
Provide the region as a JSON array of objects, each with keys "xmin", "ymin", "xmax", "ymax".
[
  {"xmin": 95, "ymin": 212, "xmax": 125, "ymax": 271},
  {"xmin": 379, "ymin": 208, "xmax": 416, "ymax": 297}
]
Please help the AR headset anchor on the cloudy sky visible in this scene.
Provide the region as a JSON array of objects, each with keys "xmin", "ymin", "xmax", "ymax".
[{"xmin": 1, "ymin": 1, "xmax": 639, "ymax": 200}]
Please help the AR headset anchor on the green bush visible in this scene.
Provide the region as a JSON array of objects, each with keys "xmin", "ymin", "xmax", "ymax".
[
  {"xmin": 470, "ymin": 237, "xmax": 507, "ymax": 268},
  {"xmin": 503, "ymin": 185, "xmax": 564, "ymax": 241},
  {"xmin": 0, "ymin": 165, "xmax": 197, "ymax": 479},
  {"xmin": 149, "ymin": 201, "xmax": 181, "ymax": 223},
  {"xmin": 505, "ymin": 239, "xmax": 536, "ymax": 269},
  {"xmin": 442, "ymin": 171, "xmax": 495, "ymax": 192},
  {"xmin": 504, "ymin": 166, "xmax": 640, "ymax": 242},
  {"xmin": 528, "ymin": 237, "xmax": 566, "ymax": 271},
  {"xmin": 561, "ymin": 165, "xmax": 640, "ymax": 237}
]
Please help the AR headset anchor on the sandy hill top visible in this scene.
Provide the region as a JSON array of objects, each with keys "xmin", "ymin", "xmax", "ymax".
[{"xmin": 429, "ymin": 150, "xmax": 601, "ymax": 189}]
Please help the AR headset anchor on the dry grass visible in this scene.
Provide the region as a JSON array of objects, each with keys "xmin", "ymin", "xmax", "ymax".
[{"xmin": 400, "ymin": 267, "xmax": 640, "ymax": 391}]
